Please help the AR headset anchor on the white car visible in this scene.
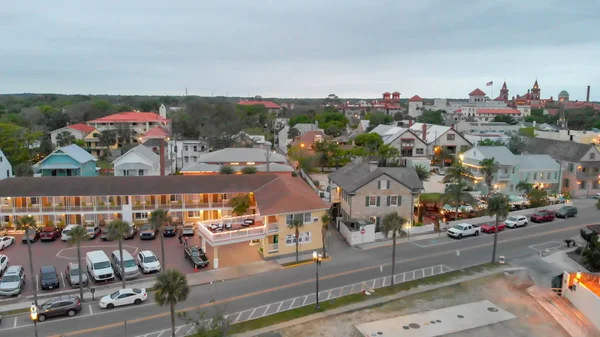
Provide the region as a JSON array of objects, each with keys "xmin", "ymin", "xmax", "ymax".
[
  {"xmin": 99, "ymin": 288, "xmax": 147, "ymax": 309},
  {"xmin": 137, "ymin": 250, "xmax": 161, "ymax": 274},
  {"xmin": 61, "ymin": 224, "xmax": 80, "ymax": 241},
  {"xmin": 0, "ymin": 254, "xmax": 8, "ymax": 275},
  {"xmin": 0, "ymin": 236, "xmax": 15, "ymax": 250},
  {"xmin": 504, "ymin": 215, "xmax": 528, "ymax": 228},
  {"xmin": 447, "ymin": 223, "xmax": 480, "ymax": 239}
]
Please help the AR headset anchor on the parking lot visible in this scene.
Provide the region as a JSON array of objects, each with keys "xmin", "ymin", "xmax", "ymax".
[{"xmin": 0, "ymin": 231, "xmax": 262, "ymax": 298}]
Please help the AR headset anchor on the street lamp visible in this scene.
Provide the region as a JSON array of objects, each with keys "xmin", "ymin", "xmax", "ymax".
[
  {"xmin": 30, "ymin": 303, "xmax": 39, "ymax": 337},
  {"xmin": 312, "ymin": 250, "xmax": 323, "ymax": 311}
]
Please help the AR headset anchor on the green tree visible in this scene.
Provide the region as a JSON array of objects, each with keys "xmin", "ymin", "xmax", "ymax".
[
  {"xmin": 98, "ymin": 130, "xmax": 117, "ymax": 159},
  {"xmin": 320, "ymin": 212, "xmax": 331, "ymax": 258},
  {"xmin": 0, "ymin": 122, "xmax": 32, "ymax": 165},
  {"xmin": 507, "ymin": 132, "xmax": 526, "ymax": 154},
  {"xmin": 479, "ymin": 158, "xmax": 499, "ymax": 194},
  {"xmin": 56, "ymin": 131, "xmax": 76, "ymax": 147},
  {"xmin": 486, "ymin": 195, "xmax": 509, "ymax": 263},
  {"xmin": 154, "ymin": 270, "xmax": 190, "ymax": 337},
  {"xmin": 516, "ymin": 181, "xmax": 533, "ymax": 194},
  {"xmin": 493, "ymin": 115, "xmax": 517, "ymax": 125},
  {"xmin": 442, "ymin": 162, "xmax": 474, "ymax": 185},
  {"xmin": 417, "ymin": 110, "xmax": 444, "ymax": 125},
  {"xmin": 13, "ymin": 163, "xmax": 33, "ymax": 177},
  {"xmin": 219, "ymin": 165, "xmax": 234, "ymax": 174},
  {"xmin": 366, "ymin": 113, "xmax": 394, "ymax": 131},
  {"xmin": 67, "ymin": 225, "xmax": 89, "ymax": 301},
  {"xmin": 150, "ymin": 209, "xmax": 170, "ymax": 271},
  {"xmin": 241, "ymin": 166, "xmax": 258, "ymax": 174},
  {"xmin": 477, "ymin": 139, "xmax": 504, "ymax": 146},
  {"xmin": 381, "ymin": 212, "xmax": 407, "ymax": 286},
  {"xmin": 353, "ymin": 133, "xmax": 383, "ymax": 152},
  {"xmin": 287, "ymin": 219, "xmax": 304, "ymax": 262},
  {"xmin": 287, "ymin": 127, "xmax": 301, "ymax": 139},
  {"xmin": 18, "ymin": 216, "xmax": 39, "ymax": 306},
  {"xmin": 314, "ymin": 140, "xmax": 340, "ymax": 171},
  {"xmin": 229, "ymin": 194, "xmax": 251, "ymax": 216},
  {"xmin": 441, "ymin": 182, "xmax": 476, "ymax": 220},
  {"xmin": 527, "ymin": 189, "xmax": 548, "ymax": 208},
  {"xmin": 414, "ymin": 165, "xmax": 430, "ymax": 182},
  {"xmin": 108, "ymin": 219, "xmax": 131, "ymax": 289}
]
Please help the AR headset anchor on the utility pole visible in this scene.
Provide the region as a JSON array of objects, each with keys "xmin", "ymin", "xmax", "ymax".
[{"xmin": 264, "ymin": 149, "xmax": 272, "ymax": 172}]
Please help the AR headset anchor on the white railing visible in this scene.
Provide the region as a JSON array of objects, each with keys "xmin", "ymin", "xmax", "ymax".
[
  {"xmin": 267, "ymin": 224, "xmax": 279, "ymax": 233},
  {"xmin": 198, "ymin": 225, "xmax": 266, "ymax": 242},
  {"xmin": 267, "ymin": 243, "xmax": 279, "ymax": 252}
]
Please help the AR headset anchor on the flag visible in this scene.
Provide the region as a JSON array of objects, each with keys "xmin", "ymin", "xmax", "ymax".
[{"xmin": 486, "ymin": 81, "xmax": 493, "ymax": 86}]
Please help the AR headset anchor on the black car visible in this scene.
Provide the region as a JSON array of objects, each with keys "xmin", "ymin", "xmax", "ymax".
[
  {"xmin": 36, "ymin": 295, "xmax": 82, "ymax": 322},
  {"xmin": 556, "ymin": 206, "xmax": 578, "ymax": 218},
  {"xmin": 139, "ymin": 224, "xmax": 157, "ymax": 240},
  {"xmin": 40, "ymin": 265, "xmax": 60, "ymax": 290},
  {"xmin": 21, "ymin": 228, "xmax": 41, "ymax": 244},
  {"xmin": 184, "ymin": 246, "xmax": 209, "ymax": 269},
  {"xmin": 163, "ymin": 225, "xmax": 176, "ymax": 237}
]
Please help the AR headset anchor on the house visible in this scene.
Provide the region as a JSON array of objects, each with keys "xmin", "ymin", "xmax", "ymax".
[
  {"xmin": 328, "ymin": 160, "xmax": 423, "ymax": 241},
  {"xmin": 140, "ymin": 126, "xmax": 169, "ymax": 143},
  {"xmin": 50, "ymin": 123, "xmax": 97, "ymax": 147},
  {"xmin": 86, "ymin": 111, "xmax": 171, "ymax": 143},
  {"xmin": 409, "ymin": 123, "xmax": 473, "ymax": 164},
  {"xmin": 112, "ymin": 144, "xmax": 171, "ymax": 176},
  {"xmin": 407, "ymin": 95, "xmax": 424, "ymax": 118},
  {"xmin": 337, "ymin": 92, "xmax": 402, "ymax": 117},
  {"xmin": 523, "ymin": 138, "xmax": 600, "ymax": 197},
  {"xmin": 33, "ymin": 144, "xmax": 97, "ymax": 177},
  {"xmin": 149, "ymin": 138, "xmax": 209, "ymax": 171},
  {"xmin": 0, "ymin": 150, "xmax": 13, "ymax": 180},
  {"xmin": 291, "ymin": 131, "xmax": 326, "ymax": 154},
  {"xmin": 237, "ymin": 100, "xmax": 282, "ymax": 115},
  {"xmin": 233, "ymin": 131, "xmax": 272, "ymax": 151},
  {"xmin": 455, "ymin": 121, "xmax": 521, "ymax": 135},
  {"xmin": 0, "ymin": 174, "xmax": 329, "ymax": 263},
  {"xmin": 369, "ymin": 123, "xmax": 431, "ymax": 169},
  {"xmin": 180, "ymin": 148, "xmax": 291, "ymax": 175}
]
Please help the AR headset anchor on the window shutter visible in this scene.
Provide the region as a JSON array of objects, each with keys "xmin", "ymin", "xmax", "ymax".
[
  {"xmin": 365, "ymin": 196, "xmax": 369, "ymax": 206},
  {"xmin": 387, "ymin": 180, "xmax": 390, "ymax": 189},
  {"xmin": 398, "ymin": 195, "xmax": 402, "ymax": 206},
  {"xmin": 377, "ymin": 180, "xmax": 381, "ymax": 189},
  {"xmin": 376, "ymin": 196, "xmax": 381, "ymax": 206},
  {"xmin": 386, "ymin": 196, "xmax": 391, "ymax": 206}
]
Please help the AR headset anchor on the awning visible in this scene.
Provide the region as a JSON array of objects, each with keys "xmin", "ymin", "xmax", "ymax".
[{"xmin": 40, "ymin": 163, "xmax": 79, "ymax": 169}]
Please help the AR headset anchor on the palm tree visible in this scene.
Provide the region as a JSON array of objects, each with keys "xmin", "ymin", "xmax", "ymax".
[
  {"xmin": 108, "ymin": 219, "xmax": 131, "ymax": 289},
  {"xmin": 320, "ymin": 213, "xmax": 332, "ymax": 258},
  {"xmin": 441, "ymin": 181, "xmax": 477, "ymax": 220},
  {"xmin": 414, "ymin": 164, "xmax": 430, "ymax": 182},
  {"xmin": 150, "ymin": 209, "xmax": 169, "ymax": 271},
  {"xmin": 486, "ymin": 194, "xmax": 509, "ymax": 263},
  {"xmin": 381, "ymin": 212, "xmax": 407, "ymax": 286},
  {"xmin": 154, "ymin": 269, "xmax": 190, "ymax": 337},
  {"xmin": 67, "ymin": 225, "xmax": 89, "ymax": 301},
  {"xmin": 516, "ymin": 181, "xmax": 533, "ymax": 194},
  {"xmin": 18, "ymin": 216, "xmax": 38, "ymax": 306},
  {"xmin": 479, "ymin": 158, "xmax": 498, "ymax": 194},
  {"xmin": 443, "ymin": 161, "xmax": 474, "ymax": 185},
  {"xmin": 98, "ymin": 130, "xmax": 117, "ymax": 159},
  {"xmin": 56, "ymin": 131, "xmax": 76, "ymax": 147},
  {"xmin": 287, "ymin": 219, "xmax": 304, "ymax": 262}
]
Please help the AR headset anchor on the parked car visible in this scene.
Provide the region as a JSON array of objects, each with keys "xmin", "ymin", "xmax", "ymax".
[
  {"xmin": 184, "ymin": 246, "xmax": 210, "ymax": 269},
  {"xmin": 85, "ymin": 225, "xmax": 101, "ymax": 240},
  {"xmin": 139, "ymin": 224, "xmax": 157, "ymax": 240},
  {"xmin": 163, "ymin": 225, "xmax": 176, "ymax": 237},
  {"xmin": 504, "ymin": 215, "xmax": 528, "ymax": 228},
  {"xmin": 40, "ymin": 227, "xmax": 62, "ymax": 242},
  {"xmin": 137, "ymin": 250, "xmax": 161, "ymax": 274},
  {"xmin": 447, "ymin": 223, "xmax": 480, "ymax": 239},
  {"xmin": 530, "ymin": 210, "xmax": 555, "ymax": 223},
  {"xmin": 0, "ymin": 254, "xmax": 8, "ymax": 275},
  {"xmin": 0, "ymin": 265, "xmax": 25, "ymax": 296},
  {"xmin": 556, "ymin": 206, "xmax": 578, "ymax": 218},
  {"xmin": 182, "ymin": 224, "xmax": 195, "ymax": 236},
  {"xmin": 110, "ymin": 250, "xmax": 140, "ymax": 280},
  {"xmin": 480, "ymin": 222, "xmax": 506, "ymax": 234},
  {"xmin": 65, "ymin": 262, "xmax": 88, "ymax": 287},
  {"xmin": 86, "ymin": 250, "xmax": 115, "ymax": 283},
  {"xmin": 123, "ymin": 223, "xmax": 137, "ymax": 240},
  {"xmin": 0, "ymin": 236, "xmax": 15, "ymax": 250},
  {"xmin": 99, "ymin": 288, "xmax": 147, "ymax": 309},
  {"xmin": 21, "ymin": 228, "xmax": 41, "ymax": 243},
  {"xmin": 35, "ymin": 295, "xmax": 82, "ymax": 322},
  {"xmin": 40, "ymin": 265, "xmax": 60, "ymax": 290},
  {"xmin": 61, "ymin": 224, "xmax": 80, "ymax": 242}
]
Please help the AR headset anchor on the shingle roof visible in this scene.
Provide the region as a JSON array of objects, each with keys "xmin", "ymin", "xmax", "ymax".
[
  {"xmin": 328, "ymin": 162, "xmax": 423, "ymax": 193},
  {"xmin": 409, "ymin": 95, "xmax": 423, "ymax": 102},
  {"xmin": 67, "ymin": 123, "xmax": 95, "ymax": 133},
  {"xmin": 144, "ymin": 126, "xmax": 168, "ymax": 139},
  {"xmin": 472, "ymin": 146, "xmax": 517, "ymax": 165},
  {"xmin": 196, "ymin": 148, "xmax": 286, "ymax": 164},
  {"xmin": 254, "ymin": 175, "xmax": 329, "ymax": 216},
  {"xmin": 113, "ymin": 144, "xmax": 159, "ymax": 166},
  {"xmin": 469, "ymin": 88, "xmax": 486, "ymax": 96},
  {"xmin": 523, "ymin": 138, "xmax": 595, "ymax": 163},
  {"xmin": 518, "ymin": 155, "xmax": 559, "ymax": 171},
  {"xmin": 38, "ymin": 144, "xmax": 96, "ymax": 166},
  {"xmin": 88, "ymin": 112, "xmax": 169, "ymax": 123}
]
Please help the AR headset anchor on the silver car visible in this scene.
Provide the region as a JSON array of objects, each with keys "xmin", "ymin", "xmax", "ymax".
[{"xmin": 0, "ymin": 265, "xmax": 25, "ymax": 296}]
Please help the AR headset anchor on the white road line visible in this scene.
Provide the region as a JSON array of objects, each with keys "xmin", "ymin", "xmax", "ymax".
[
  {"xmin": 258, "ymin": 306, "xmax": 268, "ymax": 318},
  {"xmin": 413, "ymin": 270, "xmax": 415, "ymax": 279},
  {"xmin": 156, "ymin": 331, "xmax": 164, "ymax": 337},
  {"xmin": 206, "ymin": 318, "xmax": 213, "ymax": 327},
  {"xmin": 232, "ymin": 312, "xmax": 242, "ymax": 324},
  {"xmin": 36, "ymin": 274, "xmax": 39, "ymax": 292},
  {"xmin": 302, "ymin": 296, "xmax": 308, "ymax": 306},
  {"xmin": 289, "ymin": 297, "xmax": 297, "ymax": 308},
  {"xmin": 88, "ymin": 304, "xmax": 93, "ymax": 314},
  {"xmin": 276, "ymin": 301, "xmax": 283, "ymax": 312},
  {"xmin": 13, "ymin": 317, "xmax": 17, "ymax": 328},
  {"xmin": 174, "ymin": 326, "xmax": 182, "ymax": 333},
  {"xmin": 248, "ymin": 307, "xmax": 257, "ymax": 319},
  {"xmin": 187, "ymin": 326, "xmax": 196, "ymax": 334},
  {"xmin": 326, "ymin": 290, "xmax": 332, "ymax": 300},
  {"xmin": 402, "ymin": 272, "xmax": 406, "ymax": 282}
]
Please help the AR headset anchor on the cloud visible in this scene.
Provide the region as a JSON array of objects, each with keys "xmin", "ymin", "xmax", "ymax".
[{"xmin": 1, "ymin": 0, "xmax": 599, "ymax": 100}]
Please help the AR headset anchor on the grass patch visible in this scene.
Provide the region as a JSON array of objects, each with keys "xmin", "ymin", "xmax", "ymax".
[
  {"xmin": 0, "ymin": 307, "xmax": 29, "ymax": 316},
  {"xmin": 218, "ymin": 262, "xmax": 503, "ymax": 335}
]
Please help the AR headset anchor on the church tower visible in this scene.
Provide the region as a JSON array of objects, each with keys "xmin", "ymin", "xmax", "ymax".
[
  {"xmin": 500, "ymin": 81, "xmax": 509, "ymax": 101},
  {"xmin": 531, "ymin": 80, "xmax": 541, "ymax": 101}
]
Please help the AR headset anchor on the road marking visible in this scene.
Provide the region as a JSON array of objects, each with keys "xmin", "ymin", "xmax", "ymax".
[
  {"xmin": 528, "ymin": 241, "xmax": 563, "ymax": 252},
  {"xmin": 13, "ymin": 317, "xmax": 17, "ymax": 328},
  {"xmin": 186, "ymin": 326, "xmax": 196, "ymax": 334},
  {"xmin": 88, "ymin": 304, "xmax": 93, "ymax": 314},
  {"xmin": 156, "ymin": 331, "xmax": 164, "ymax": 337},
  {"xmin": 402, "ymin": 273, "xmax": 406, "ymax": 282},
  {"xmin": 302, "ymin": 296, "xmax": 308, "ymax": 306},
  {"xmin": 56, "ymin": 244, "xmax": 140, "ymax": 260},
  {"xmin": 276, "ymin": 301, "xmax": 283, "ymax": 312},
  {"xmin": 36, "ymin": 274, "xmax": 39, "ymax": 292},
  {"xmin": 248, "ymin": 307, "xmax": 257, "ymax": 319}
]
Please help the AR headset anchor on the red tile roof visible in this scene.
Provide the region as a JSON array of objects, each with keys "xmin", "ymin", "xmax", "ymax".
[
  {"xmin": 237, "ymin": 101, "xmax": 281, "ymax": 109},
  {"xmin": 392, "ymin": 91, "xmax": 400, "ymax": 95},
  {"xmin": 477, "ymin": 108, "xmax": 521, "ymax": 115},
  {"xmin": 67, "ymin": 123, "xmax": 95, "ymax": 133},
  {"xmin": 469, "ymin": 88, "xmax": 486, "ymax": 96},
  {"xmin": 144, "ymin": 126, "xmax": 169, "ymax": 139},
  {"xmin": 493, "ymin": 96, "xmax": 506, "ymax": 101},
  {"xmin": 409, "ymin": 95, "xmax": 423, "ymax": 102},
  {"xmin": 88, "ymin": 112, "xmax": 169, "ymax": 123},
  {"xmin": 254, "ymin": 175, "xmax": 329, "ymax": 216},
  {"xmin": 383, "ymin": 92, "xmax": 391, "ymax": 96},
  {"xmin": 546, "ymin": 108, "xmax": 559, "ymax": 116},
  {"xmin": 564, "ymin": 101, "xmax": 600, "ymax": 111}
]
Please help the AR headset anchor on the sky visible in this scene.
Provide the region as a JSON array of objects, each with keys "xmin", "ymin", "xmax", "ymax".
[{"xmin": 2, "ymin": 0, "xmax": 599, "ymax": 101}]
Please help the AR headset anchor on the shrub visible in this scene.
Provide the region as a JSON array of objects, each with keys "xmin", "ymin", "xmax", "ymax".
[
  {"xmin": 313, "ymin": 180, "xmax": 320, "ymax": 187},
  {"xmin": 291, "ymin": 171, "xmax": 298, "ymax": 177},
  {"xmin": 241, "ymin": 166, "xmax": 258, "ymax": 174}
]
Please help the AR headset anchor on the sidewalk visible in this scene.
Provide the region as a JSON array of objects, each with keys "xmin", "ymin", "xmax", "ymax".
[{"xmin": 0, "ymin": 260, "xmax": 281, "ymax": 314}]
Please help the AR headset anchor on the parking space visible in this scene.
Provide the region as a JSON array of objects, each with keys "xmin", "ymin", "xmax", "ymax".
[{"xmin": 0, "ymin": 231, "xmax": 262, "ymax": 299}]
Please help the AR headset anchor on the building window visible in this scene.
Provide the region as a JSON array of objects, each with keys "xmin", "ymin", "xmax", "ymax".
[
  {"xmin": 303, "ymin": 212, "xmax": 312, "ymax": 223},
  {"xmin": 193, "ymin": 146, "xmax": 198, "ymax": 152},
  {"xmin": 579, "ymin": 181, "xmax": 586, "ymax": 190},
  {"xmin": 564, "ymin": 179, "xmax": 569, "ymax": 188},
  {"xmin": 416, "ymin": 148, "xmax": 424, "ymax": 155},
  {"xmin": 30, "ymin": 197, "xmax": 39, "ymax": 205},
  {"xmin": 286, "ymin": 213, "xmax": 311, "ymax": 225},
  {"xmin": 170, "ymin": 195, "xmax": 177, "ymax": 202},
  {"xmin": 138, "ymin": 169, "xmax": 144, "ymax": 176},
  {"xmin": 285, "ymin": 232, "xmax": 312, "ymax": 245},
  {"xmin": 378, "ymin": 180, "xmax": 389, "ymax": 190},
  {"xmin": 539, "ymin": 173, "xmax": 544, "ymax": 179},
  {"xmin": 533, "ymin": 173, "xmax": 537, "ymax": 179},
  {"xmin": 389, "ymin": 195, "xmax": 399, "ymax": 206},
  {"xmin": 447, "ymin": 134, "xmax": 455, "ymax": 141},
  {"xmin": 368, "ymin": 196, "xmax": 378, "ymax": 207},
  {"xmin": 184, "ymin": 156, "xmax": 189, "ymax": 163},
  {"xmin": 184, "ymin": 146, "xmax": 189, "ymax": 151},
  {"xmin": 591, "ymin": 153, "xmax": 596, "ymax": 160},
  {"xmin": 510, "ymin": 184, "xmax": 514, "ymax": 191},
  {"xmin": 568, "ymin": 163, "xmax": 574, "ymax": 172},
  {"xmin": 123, "ymin": 170, "xmax": 129, "ymax": 176},
  {"xmin": 192, "ymin": 156, "xmax": 198, "ymax": 162},
  {"xmin": 594, "ymin": 181, "xmax": 599, "ymax": 189},
  {"xmin": 221, "ymin": 193, "xmax": 229, "ymax": 200},
  {"xmin": 554, "ymin": 172, "xmax": 558, "ymax": 179},
  {"xmin": 187, "ymin": 211, "xmax": 201, "ymax": 218},
  {"xmin": 135, "ymin": 212, "xmax": 149, "ymax": 220}
]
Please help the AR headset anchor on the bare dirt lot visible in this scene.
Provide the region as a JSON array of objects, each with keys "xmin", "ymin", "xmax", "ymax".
[{"xmin": 276, "ymin": 273, "xmax": 569, "ymax": 337}]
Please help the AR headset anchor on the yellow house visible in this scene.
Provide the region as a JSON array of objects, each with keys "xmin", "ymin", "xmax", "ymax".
[{"xmin": 84, "ymin": 128, "xmax": 119, "ymax": 158}]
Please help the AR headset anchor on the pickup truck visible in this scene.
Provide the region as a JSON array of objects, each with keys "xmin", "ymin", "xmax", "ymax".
[
  {"xmin": 184, "ymin": 246, "xmax": 209, "ymax": 269},
  {"xmin": 530, "ymin": 210, "xmax": 555, "ymax": 223},
  {"xmin": 447, "ymin": 223, "xmax": 480, "ymax": 239}
]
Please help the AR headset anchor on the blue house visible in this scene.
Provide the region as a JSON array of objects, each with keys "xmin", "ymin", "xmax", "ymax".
[{"xmin": 34, "ymin": 144, "xmax": 98, "ymax": 177}]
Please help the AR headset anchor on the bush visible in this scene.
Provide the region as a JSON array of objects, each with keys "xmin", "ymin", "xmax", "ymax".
[
  {"xmin": 241, "ymin": 166, "xmax": 258, "ymax": 174},
  {"xmin": 291, "ymin": 171, "xmax": 298, "ymax": 177},
  {"xmin": 414, "ymin": 222, "xmax": 424, "ymax": 227},
  {"xmin": 313, "ymin": 180, "xmax": 320, "ymax": 187},
  {"xmin": 574, "ymin": 247, "xmax": 583, "ymax": 255}
]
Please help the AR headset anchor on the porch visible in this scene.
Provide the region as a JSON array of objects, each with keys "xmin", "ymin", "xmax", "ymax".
[{"xmin": 196, "ymin": 214, "xmax": 266, "ymax": 246}]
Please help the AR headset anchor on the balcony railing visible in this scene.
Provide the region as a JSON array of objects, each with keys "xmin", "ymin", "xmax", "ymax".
[
  {"xmin": 132, "ymin": 202, "xmax": 156, "ymax": 210},
  {"xmin": 267, "ymin": 224, "xmax": 279, "ymax": 233},
  {"xmin": 267, "ymin": 243, "xmax": 279, "ymax": 252},
  {"xmin": 576, "ymin": 172, "xmax": 599, "ymax": 180},
  {"xmin": 497, "ymin": 174, "xmax": 511, "ymax": 181},
  {"xmin": 196, "ymin": 214, "xmax": 264, "ymax": 243}
]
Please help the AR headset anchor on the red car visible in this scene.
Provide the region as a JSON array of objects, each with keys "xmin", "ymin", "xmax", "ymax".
[
  {"xmin": 40, "ymin": 227, "xmax": 62, "ymax": 241},
  {"xmin": 480, "ymin": 222, "xmax": 506, "ymax": 233},
  {"xmin": 530, "ymin": 210, "xmax": 555, "ymax": 223}
]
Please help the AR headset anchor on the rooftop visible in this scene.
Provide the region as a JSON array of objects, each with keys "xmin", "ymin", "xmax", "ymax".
[
  {"xmin": 237, "ymin": 100, "xmax": 281, "ymax": 109},
  {"xmin": 194, "ymin": 148, "xmax": 286, "ymax": 164},
  {"xmin": 67, "ymin": 123, "xmax": 95, "ymax": 133},
  {"xmin": 518, "ymin": 154, "xmax": 559, "ymax": 171},
  {"xmin": 468, "ymin": 146, "xmax": 518, "ymax": 165},
  {"xmin": 523, "ymin": 138, "xmax": 597, "ymax": 163},
  {"xmin": 409, "ymin": 95, "xmax": 423, "ymax": 102},
  {"xmin": 143, "ymin": 126, "xmax": 169, "ymax": 139},
  {"xmin": 477, "ymin": 108, "xmax": 521, "ymax": 115},
  {"xmin": 88, "ymin": 112, "xmax": 169, "ymax": 124},
  {"xmin": 469, "ymin": 88, "xmax": 486, "ymax": 96},
  {"xmin": 38, "ymin": 144, "xmax": 96, "ymax": 165},
  {"xmin": 329, "ymin": 161, "xmax": 423, "ymax": 193}
]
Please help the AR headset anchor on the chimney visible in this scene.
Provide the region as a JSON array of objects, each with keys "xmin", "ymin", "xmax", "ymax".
[
  {"xmin": 160, "ymin": 140, "xmax": 166, "ymax": 176},
  {"xmin": 587, "ymin": 85, "xmax": 591, "ymax": 102},
  {"xmin": 421, "ymin": 123, "xmax": 427, "ymax": 142},
  {"xmin": 408, "ymin": 120, "xmax": 413, "ymax": 127},
  {"xmin": 450, "ymin": 124, "xmax": 455, "ymax": 130},
  {"xmin": 369, "ymin": 160, "xmax": 378, "ymax": 172}
]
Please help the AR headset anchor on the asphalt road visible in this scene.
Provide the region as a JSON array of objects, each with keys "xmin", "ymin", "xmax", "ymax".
[{"xmin": 0, "ymin": 205, "xmax": 595, "ymax": 337}]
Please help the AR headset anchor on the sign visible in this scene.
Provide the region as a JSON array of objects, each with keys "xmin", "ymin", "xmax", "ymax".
[{"xmin": 360, "ymin": 228, "xmax": 366, "ymax": 235}]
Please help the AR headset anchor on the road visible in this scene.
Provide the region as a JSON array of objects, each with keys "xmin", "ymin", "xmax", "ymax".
[{"xmin": 0, "ymin": 204, "xmax": 595, "ymax": 337}]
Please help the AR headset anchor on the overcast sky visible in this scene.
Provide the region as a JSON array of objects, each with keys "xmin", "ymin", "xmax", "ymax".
[{"xmin": 2, "ymin": 0, "xmax": 599, "ymax": 101}]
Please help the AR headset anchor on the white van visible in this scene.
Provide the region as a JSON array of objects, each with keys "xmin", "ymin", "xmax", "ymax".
[
  {"xmin": 110, "ymin": 250, "xmax": 140, "ymax": 280},
  {"xmin": 86, "ymin": 250, "xmax": 114, "ymax": 282},
  {"xmin": 61, "ymin": 224, "xmax": 80, "ymax": 241}
]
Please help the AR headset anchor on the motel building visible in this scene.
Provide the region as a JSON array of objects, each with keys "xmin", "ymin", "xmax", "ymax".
[{"xmin": 0, "ymin": 174, "xmax": 329, "ymax": 268}]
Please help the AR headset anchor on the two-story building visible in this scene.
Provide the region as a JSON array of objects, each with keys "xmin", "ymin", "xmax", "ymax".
[
  {"xmin": 237, "ymin": 100, "xmax": 282, "ymax": 115},
  {"xmin": 0, "ymin": 174, "xmax": 328, "ymax": 267},
  {"xmin": 409, "ymin": 123, "xmax": 473, "ymax": 164},
  {"xmin": 181, "ymin": 148, "xmax": 292, "ymax": 175},
  {"xmin": 112, "ymin": 144, "xmax": 172, "ymax": 176},
  {"xmin": 369, "ymin": 123, "xmax": 430, "ymax": 169},
  {"xmin": 50, "ymin": 123, "xmax": 97, "ymax": 147},
  {"xmin": 523, "ymin": 138, "xmax": 600, "ymax": 198},
  {"xmin": 33, "ymin": 144, "xmax": 98, "ymax": 177},
  {"xmin": 0, "ymin": 150, "xmax": 12, "ymax": 180},
  {"xmin": 86, "ymin": 111, "xmax": 171, "ymax": 143},
  {"xmin": 328, "ymin": 160, "xmax": 423, "ymax": 241}
]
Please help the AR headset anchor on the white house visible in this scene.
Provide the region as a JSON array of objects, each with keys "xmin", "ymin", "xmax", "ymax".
[
  {"xmin": 49, "ymin": 123, "xmax": 96, "ymax": 146},
  {"xmin": 409, "ymin": 123, "xmax": 473, "ymax": 162},
  {"xmin": 407, "ymin": 95, "xmax": 424, "ymax": 118},
  {"xmin": 112, "ymin": 144, "xmax": 171, "ymax": 176},
  {"xmin": 0, "ymin": 150, "xmax": 13, "ymax": 180}
]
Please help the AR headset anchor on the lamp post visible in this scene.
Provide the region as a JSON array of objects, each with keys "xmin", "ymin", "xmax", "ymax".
[
  {"xmin": 312, "ymin": 250, "xmax": 323, "ymax": 311},
  {"xmin": 30, "ymin": 303, "xmax": 39, "ymax": 337}
]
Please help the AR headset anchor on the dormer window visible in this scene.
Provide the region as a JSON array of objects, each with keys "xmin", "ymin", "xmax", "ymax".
[{"xmin": 591, "ymin": 153, "xmax": 596, "ymax": 160}]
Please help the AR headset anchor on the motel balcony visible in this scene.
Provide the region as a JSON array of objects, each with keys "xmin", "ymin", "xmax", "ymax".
[
  {"xmin": 576, "ymin": 171, "xmax": 599, "ymax": 180},
  {"xmin": 196, "ymin": 214, "xmax": 266, "ymax": 246},
  {"xmin": 496, "ymin": 173, "xmax": 511, "ymax": 181}
]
